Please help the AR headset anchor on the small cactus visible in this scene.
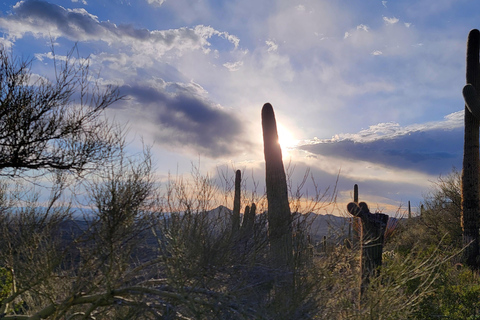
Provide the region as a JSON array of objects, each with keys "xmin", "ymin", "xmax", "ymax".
[
  {"xmin": 352, "ymin": 184, "xmax": 360, "ymax": 246},
  {"xmin": 354, "ymin": 184, "xmax": 359, "ymax": 203},
  {"xmin": 241, "ymin": 203, "xmax": 256, "ymax": 233}
]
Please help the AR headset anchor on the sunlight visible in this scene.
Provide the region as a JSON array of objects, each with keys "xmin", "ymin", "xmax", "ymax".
[{"xmin": 277, "ymin": 123, "xmax": 297, "ymax": 151}]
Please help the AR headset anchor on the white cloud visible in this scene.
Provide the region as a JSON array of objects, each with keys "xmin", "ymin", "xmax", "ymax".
[
  {"xmin": 34, "ymin": 51, "xmax": 88, "ymax": 64},
  {"xmin": 328, "ymin": 110, "xmax": 463, "ymax": 143},
  {"xmin": 382, "ymin": 1, "xmax": 387, "ymax": 8},
  {"xmin": 72, "ymin": 0, "xmax": 88, "ymax": 4},
  {"xmin": 265, "ymin": 40, "xmax": 278, "ymax": 52},
  {"xmin": 0, "ymin": 37, "xmax": 13, "ymax": 49},
  {"xmin": 194, "ymin": 25, "xmax": 240, "ymax": 49},
  {"xmin": 383, "ymin": 16, "xmax": 399, "ymax": 24},
  {"xmin": 0, "ymin": 2, "xmax": 240, "ymax": 59},
  {"xmin": 146, "ymin": 0, "xmax": 166, "ymax": 7},
  {"xmin": 372, "ymin": 50, "xmax": 383, "ymax": 55},
  {"xmin": 357, "ymin": 24, "xmax": 369, "ymax": 32},
  {"xmin": 223, "ymin": 60, "xmax": 243, "ymax": 71}
]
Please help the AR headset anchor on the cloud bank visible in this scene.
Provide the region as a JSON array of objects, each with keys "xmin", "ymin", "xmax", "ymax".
[
  {"xmin": 299, "ymin": 111, "xmax": 463, "ymax": 175},
  {"xmin": 1, "ymin": 0, "xmax": 238, "ymax": 56}
]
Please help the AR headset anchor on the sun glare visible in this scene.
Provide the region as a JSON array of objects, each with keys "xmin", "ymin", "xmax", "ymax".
[{"xmin": 277, "ymin": 123, "xmax": 297, "ymax": 151}]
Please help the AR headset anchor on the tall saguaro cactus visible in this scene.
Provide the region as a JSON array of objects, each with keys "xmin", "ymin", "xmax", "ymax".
[
  {"xmin": 232, "ymin": 169, "xmax": 241, "ymax": 234},
  {"xmin": 261, "ymin": 103, "xmax": 293, "ymax": 270},
  {"xmin": 462, "ymin": 29, "xmax": 480, "ymax": 269}
]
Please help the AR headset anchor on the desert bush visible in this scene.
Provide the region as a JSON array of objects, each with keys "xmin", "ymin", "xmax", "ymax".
[{"xmin": 391, "ymin": 169, "xmax": 462, "ymax": 255}]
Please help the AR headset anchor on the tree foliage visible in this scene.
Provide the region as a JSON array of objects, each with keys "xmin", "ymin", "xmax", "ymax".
[{"xmin": 0, "ymin": 45, "xmax": 122, "ymax": 177}]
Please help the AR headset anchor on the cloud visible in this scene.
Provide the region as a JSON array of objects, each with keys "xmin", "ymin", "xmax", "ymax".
[
  {"xmin": 383, "ymin": 16, "xmax": 399, "ymax": 24},
  {"xmin": 223, "ymin": 60, "xmax": 243, "ymax": 71},
  {"xmin": 357, "ymin": 24, "xmax": 369, "ymax": 32},
  {"xmin": 298, "ymin": 111, "xmax": 463, "ymax": 175},
  {"xmin": 0, "ymin": 1, "xmax": 249, "ymax": 158},
  {"xmin": 116, "ymin": 80, "xmax": 249, "ymax": 157},
  {"xmin": 0, "ymin": 1, "xmax": 238, "ymax": 56},
  {"xmin": 194, "ymin": 25, "xmax": 240, "ymax": 50},
  {"xmin": 146, "ymin": 0, "xmax": 166, "ymax": 7},
  {"xmin": 0, "ymin": 37, "xmax": 13, "ymax": 49},
  {"xmin": 265, "ymin": 40, "xmax": 278, "ymax": 52}
]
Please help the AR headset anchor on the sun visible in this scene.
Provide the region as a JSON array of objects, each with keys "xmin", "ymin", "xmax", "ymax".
[{"xmin": 277, "ymin": 123, "xmax": 297, "ymax": 151}]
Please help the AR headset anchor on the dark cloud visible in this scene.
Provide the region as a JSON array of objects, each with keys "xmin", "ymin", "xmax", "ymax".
[
  {"xmin": 11, "ymin": 1, "xmax": 104, "ymax": 39},
  {"xmin": 299, "ymin": 126, "xmax": 462, "ymax": 175},
  {"xmin": 2, "ymin": 0, "xmax": 201, "ymax": 49},
  {"xmin": 118, "ymin": 83, "xmax": 248, "ymax": 158}
]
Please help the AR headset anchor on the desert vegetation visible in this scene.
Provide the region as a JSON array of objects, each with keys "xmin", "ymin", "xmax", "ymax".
[{"xmin": 1, "ymin": 30, "xmax": 480, "ymax": 319}]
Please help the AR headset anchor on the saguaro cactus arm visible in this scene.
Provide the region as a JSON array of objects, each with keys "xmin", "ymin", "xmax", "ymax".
[
  {"xmin": 463, "ymin": 84, "xmax": 480, "ymax": 120},
  {"xmin": 347, "ymin": 202, "xmax": 388, "ymax": 240}
]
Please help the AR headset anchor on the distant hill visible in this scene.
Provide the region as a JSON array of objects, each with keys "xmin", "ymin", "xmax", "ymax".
[
  {"xmin": 57, "ymin": 205, "xmax": 398, "ymax": 248},
  {"xmin": 200, "ymin": 205, "xmax": 352, "ymax": 243}
]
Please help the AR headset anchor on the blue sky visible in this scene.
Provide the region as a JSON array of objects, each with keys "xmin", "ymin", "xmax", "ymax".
[{"xmin": 0, "ymin": 0, "xmax": 478, "ymax": 214}]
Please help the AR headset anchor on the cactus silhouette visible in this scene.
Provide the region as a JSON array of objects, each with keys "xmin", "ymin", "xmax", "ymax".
[
  {"xmin": 354, "ymin": 184, "xmax": 359, "ymax": 203},
  {"xmin": 262, "ymin": 102, "xmax": 294, "ymax": 316},
  {"xmin": 347, "ymin": 201, "xmax": 389, "ymax": 297},
  {"xmin": 352, "ymin": 184, "xmax": 360, "ymax": 246},
  {"xmin": 462, "ymin": 29, "xmax": 480, "ymax": 269},
  {"xmin": 241, "ymin": 203, "xmax": 256, "ymax": 233},
  {"xmin": 261, "ymin": 103, "xmax": 293, "ymax": 270},
  {"xmin": 239, "ymin": 203, "xmax": 257, "ymax": 259},
  {"xmin": 232, "ymin": 169, "xmax": 241, "ymax": 234}
]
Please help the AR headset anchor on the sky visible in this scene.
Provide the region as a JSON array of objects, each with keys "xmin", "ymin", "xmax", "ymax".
[{"xmin": 0, "ymin": 0, "xmax": 478, "ymax": 215}]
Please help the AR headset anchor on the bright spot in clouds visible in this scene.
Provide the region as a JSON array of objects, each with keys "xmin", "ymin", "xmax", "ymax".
[{"xmin": 277, "ymin": 123, "xmax": 298, "ymax": 152}]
